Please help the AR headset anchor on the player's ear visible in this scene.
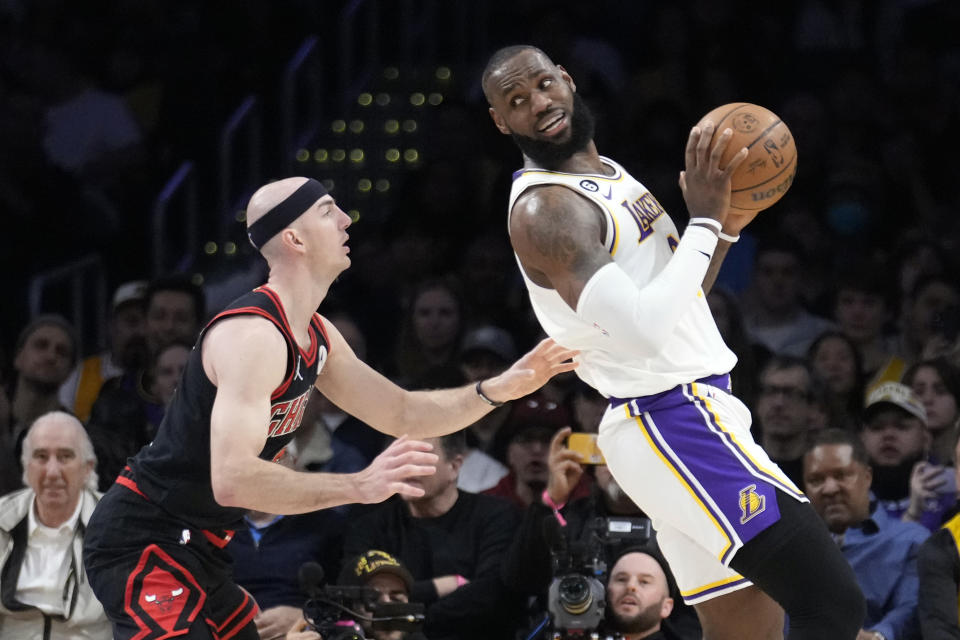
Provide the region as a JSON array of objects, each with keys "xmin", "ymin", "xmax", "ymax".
[
  {"xmin": 280, "ymin": 227, "xmax": 306, "ymax": 252},
  {"xmin": 489, "ymin": 107, "xmax": 510, "ymax": 135},
  {"xmin": 557, "ymin": 65, "xmax": 576, "ymax": 92}
]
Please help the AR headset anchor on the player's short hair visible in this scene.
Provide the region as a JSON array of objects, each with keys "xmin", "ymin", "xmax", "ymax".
[
  {"xmin": 482, "ymin": 44, "xmax": 549, "ymax": 102},
  {"xmin": 438, "ymin": 429, "xmax": 468, "ymax": 460}
]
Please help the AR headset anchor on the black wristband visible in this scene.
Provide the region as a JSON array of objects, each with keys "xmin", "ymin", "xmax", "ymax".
[{"xmin": 475, "ymin": 380, "xmax": 504, "ymax": 407}]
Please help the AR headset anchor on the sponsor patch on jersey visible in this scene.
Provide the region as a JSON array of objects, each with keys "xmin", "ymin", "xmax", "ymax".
[{"xmin": 579, "ymin": 179, "xmax": 599, "ymax": 192}]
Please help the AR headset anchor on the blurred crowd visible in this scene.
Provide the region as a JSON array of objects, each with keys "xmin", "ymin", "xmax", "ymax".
[{"xmin": 3, "ymin": 0, "xmax": 960, "ymax": 639}]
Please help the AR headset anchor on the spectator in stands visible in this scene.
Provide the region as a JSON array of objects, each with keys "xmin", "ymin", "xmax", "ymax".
[
  {"xmin": 861, "ymin": 382, "xmax": 955, "ymax": 531},
  {"xmin": 917, "ymin": 434, "xmax": 960, "ymax": 639},
  {"xmin": 904, "ymin": 358, "xmax": 960, "ymax": 468},
  {"xmin": 753, "ymin": 356, "xmax": 816, "ymax": 486},
  {"xmin": 343, "ymin": 431, "xmax": 521, "ymax": 640},
  {"xmin": 228, "ymin": 441, "xmax": 345, "ymax": 640},
  {"xmin": 147, "ymin": 340, "xmax": 191, "ymax": 408},
  {"xmin": 569, "ymin": 378, "xmax": 608, "ymax": 434},
  {"xmin": 457, "ymin": 233, "xmax": 528, "ymax": 341},
  {"xmin": 58, "ymin": 280, "xmax": 147, "ymax": 422},
  {"xmin": 897, "ymin": 275, "xmax": 960, "ymax": 366},
  {"xmin": 803, "ymin": 428, "xmax": 928, "ymax": 640},
  {"xmin": 292, "ymin": 388, "xmax": 370, "ymax": 477},
  {"xmin": 0, "ymin": 411, "xmax": 109, "ymax": 638},
  {"xmin": 8, "ymin": 316, "xmax": 76, "ymax": 459},
  {"xmin": 831, "ymin": 264, "xmax": 904, "ymax": 388},
  {"xmin": 456, "ymin": 325, "xmax": 515, "ymax": 491},
  {"xmin": 337, "ymin": 549, "xmax": 428, "ymax": 640},
  {"xmin": 391, "ymin": 277, "xmax": 466, "ymax": 388},
  {"xmin": 485, "ymin": 393, "xmax": 589, "ymax": 508},
  {"xmin": 143, "ymin": 274, "xmax": 205, "ymax": 358},
  {"xmin": 807, "ymin": 330, "xmax": 867, "ymax": 431},
  {"xmin": 87, "ymin": 274, "xmax": 206, "ymax": 460},
  {"xmin": 743, "ymin": 237, "xmax": 834, "ymax": 357}
]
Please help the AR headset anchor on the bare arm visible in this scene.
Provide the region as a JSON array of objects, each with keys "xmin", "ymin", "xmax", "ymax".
[
  {"xmin": 315, "ymin": 319, "xmax": 578, "ymax": 439},
  {"xmin": 702, "ymin": 239, "xmax": 733, "ymax": 295},
  {"xmin": 205, "ymin": 316, "xmax": 438, "ymax": 514}
]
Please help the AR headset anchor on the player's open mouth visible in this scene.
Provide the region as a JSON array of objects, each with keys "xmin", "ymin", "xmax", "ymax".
[{"xmin": 538, "ymin": 112, "xmax": 566, "ymax": 135}]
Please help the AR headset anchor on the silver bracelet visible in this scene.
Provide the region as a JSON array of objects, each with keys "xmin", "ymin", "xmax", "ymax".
[
  {"xmin": 688, "ymin": 217, "xmax": 722, "ymax": 234},
  {"xmin": 717, "ymin": 231, "xmax": 740, "ymax": 243},
  {"xmin": 475, "ymin": 380, "xmax": 504, "ymax": 407}
]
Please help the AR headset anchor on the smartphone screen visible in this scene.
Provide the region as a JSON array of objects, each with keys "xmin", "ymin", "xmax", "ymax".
[{"xmin": 567, "ymin": 432, "xmax": 605, "ymax": 464}]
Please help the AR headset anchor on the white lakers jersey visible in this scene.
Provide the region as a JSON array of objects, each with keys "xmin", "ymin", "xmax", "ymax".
[{"xmin": 508, "ymin": 156, "xmax": 736, "ymax": 398}]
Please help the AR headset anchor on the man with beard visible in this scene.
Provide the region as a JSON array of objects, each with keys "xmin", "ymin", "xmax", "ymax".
[
  {"xmin": 859, "ymin": 381, "xmax": 953, "ymax": 530},
  {"xmin": 605, "ymin": 548, "xmax": 676, "ymax": 640},
  {"xmin": 7, "ymin": 316, "xmax": 77, "ymax": 460},
  {"xmin": 483, "ymin": 45, "xmax": 864, "ymax": 639}
]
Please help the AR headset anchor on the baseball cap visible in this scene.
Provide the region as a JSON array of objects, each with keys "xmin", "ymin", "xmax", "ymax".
[
  {"xmin": 339, "ymin": 550, "xmax": 414, "ymax": 591},
  {"xmin": 863, "ymin": 382, "xmax": 927, "ymax": 425},
  {"xmin": 491, "ymin": 392, "xmax": 572, "ymax": 461},
  {"xmin": 460, "ymin": 325, "xmax": 517, "ymax": 362},
  {"xmin": 112, "ymin": 280, "xmax": 148, "ymax": 311}
]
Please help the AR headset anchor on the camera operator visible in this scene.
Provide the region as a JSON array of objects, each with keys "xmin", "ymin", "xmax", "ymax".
[
  {"xmin": 285, "ymin": 550, "xmax": 427, "ymax": 640},
  {"xmin": 501, "ymin": 426, "xmax": 701, "ymax": 639}
]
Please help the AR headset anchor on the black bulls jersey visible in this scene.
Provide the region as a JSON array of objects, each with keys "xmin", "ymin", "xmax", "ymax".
[{"xmin": 126, "ymin": 286, "xmax": 330, "ymax": 530}]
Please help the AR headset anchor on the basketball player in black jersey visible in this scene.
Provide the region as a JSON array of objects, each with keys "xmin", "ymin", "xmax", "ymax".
[{"xmin": 82, "ymin": 176, "xmax": 579, "ymax": 640}]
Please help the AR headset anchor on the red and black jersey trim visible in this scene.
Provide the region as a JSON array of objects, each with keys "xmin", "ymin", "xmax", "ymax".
[
  {"xmin": 204, "ymin": 586, "xmax": 259, "ymax": 640},
  {"xmin": 117, "ymin": 465, "xmax": 148, "ymax": 500},
  {"xmin": 204, "ymin": 304, "xmax": 299, "ymax": 401},
  {"xmin": 255, "ymin": 285, "xmax": 321, "ymax": 365}
]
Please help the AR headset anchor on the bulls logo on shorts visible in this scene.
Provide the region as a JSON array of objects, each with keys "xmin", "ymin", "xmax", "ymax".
[{"xmin": 124, "ymin": 544, "xmax": 206, "ymax": 638}]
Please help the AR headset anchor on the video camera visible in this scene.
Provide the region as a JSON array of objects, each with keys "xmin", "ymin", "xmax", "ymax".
[
  {"xmin": 544, "ymin": 516, "xmax": 652, "ymax": 639},
  {"xmin": 298, "ymin": 562, "xmax": 425, "ymax": 640}
]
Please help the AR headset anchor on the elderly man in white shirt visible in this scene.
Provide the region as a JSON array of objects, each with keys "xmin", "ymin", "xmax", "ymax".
[{"xmin": 0, "ymin": 411, "xmax": 109, "ymax": 639}]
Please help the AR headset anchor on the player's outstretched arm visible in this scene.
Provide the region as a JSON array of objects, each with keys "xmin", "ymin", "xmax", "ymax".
[
  {"xmin": 205, "ymin": 316, "xmax": 438, "ymax": 514},
  {"xmin": 314, "ymin": 319, "xmax": 578, "ymax": 439}
]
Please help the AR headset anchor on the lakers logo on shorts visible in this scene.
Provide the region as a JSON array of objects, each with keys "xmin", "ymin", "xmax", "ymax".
[{"xmin": 738, "ymin": 484, "xmax": 766, "ymax": 524}]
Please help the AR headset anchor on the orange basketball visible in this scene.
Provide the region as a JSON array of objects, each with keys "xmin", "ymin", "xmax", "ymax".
[{"xmin": 697, "ymin": 102, "xmax": 797, "ymax": 212}]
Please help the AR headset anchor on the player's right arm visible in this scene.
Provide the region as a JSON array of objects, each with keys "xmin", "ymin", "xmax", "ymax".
[
  {"xmin": 511, "ymin": 123, "xmax": 745, "ymax": 357},
  {"xmin": 204, "ymin": 316, "xmax": 438, "ymax": 514}
]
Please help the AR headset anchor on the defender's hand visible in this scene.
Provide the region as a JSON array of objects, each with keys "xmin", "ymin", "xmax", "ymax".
[
  {"xmin": 481, "ymin": 338, "xmax": 579, "ymax": 404},
  {"xmin": 546, "ymin": 426, "xmax": 584, "ymax": 505},
  {"xmin": 354, "ymin": 436, "xmax": 438, "ymax": 504},
  {"xmin": 679, "ymin": 121, "xmax": 748, "ymax": 227}
]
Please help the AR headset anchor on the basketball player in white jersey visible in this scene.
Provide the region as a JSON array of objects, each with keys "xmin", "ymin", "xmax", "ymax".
[{"xmin": 483, "ymin": 46, "xmax": 865, "ymax": 640}]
